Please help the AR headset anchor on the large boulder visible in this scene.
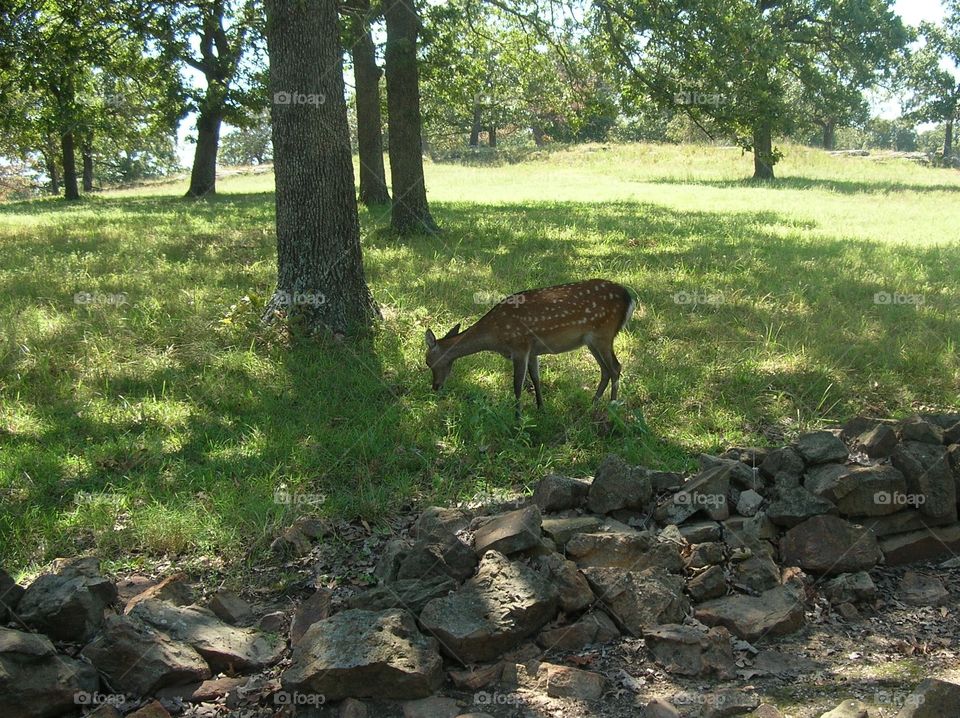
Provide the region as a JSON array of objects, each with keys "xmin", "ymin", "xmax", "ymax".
[
  {"xmin": 129, "ymin": 598, "xmax": 286, "ymax": 671},
  {"xmin": 472, "ymin": 505, "xmax": 542, "ymax": 555},
  {"xmin": 282, "ymin": 608, "xmax": 443, "ymax": 701},
  {"xmin": 891, "ymin": 442, "xmax": 956, "ymax": 519},
  {"xmin": 795, "ymin": 431, "xmax": 848, "ymax": 465},
  {"xmin": 580, "ymin": 568, "xmax": 688, "ymax": 635},
  {"xmin": 587, "ymin": 455, "xmax": 652, "ymax": 514},
  {"xmin": 780, "ymin": 515, "xmax": 880, "ymax": 575},
  {"xmin": 419, "ymin": 551, "xmax": 558, "ymax": 663},
  {"xmin": 694, "ymin": 584, "xmax": 806, "ymax": 641},
  {"xmin": 0, "ymin": 627, "xmax": 99, "ymax": 718},
  {"xmin": 565, "ymin": 531, "xmax": 682, "ymax": 573},
  {"xmin": 532, "ymin": 475, "xmax": 591, "ymax": 512},
  {"xmin": 80, "ymin": 614, "xmax": 211, "ymax": 695},
  {"xmin": 18, "ymin": 557, "xmax": 117, "ymax": 643}
]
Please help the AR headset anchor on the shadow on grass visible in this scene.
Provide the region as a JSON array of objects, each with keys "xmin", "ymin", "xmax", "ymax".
[{"xmin": 645, "ymin": 175, "xmax": 960, "ymax": 194}]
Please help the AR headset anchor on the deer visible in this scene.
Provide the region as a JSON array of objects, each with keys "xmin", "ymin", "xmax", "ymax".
[{"xmin": 425, "ymin": 279, "xmax": 636, "ymax": 415}]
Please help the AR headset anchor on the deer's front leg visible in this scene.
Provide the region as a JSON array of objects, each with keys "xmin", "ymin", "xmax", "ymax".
[{"xmin": 512, "ymin": 352, "xmax": 530, "ymax": 418}]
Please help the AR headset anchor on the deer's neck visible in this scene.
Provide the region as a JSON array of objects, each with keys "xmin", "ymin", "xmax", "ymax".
[{"xmin": 440, "ymin": 324, "xmax": 491, "ymax": 359}]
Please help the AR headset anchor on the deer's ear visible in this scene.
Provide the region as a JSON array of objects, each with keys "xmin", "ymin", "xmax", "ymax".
[
  {"xmin": 425, "ymin": 328, "xmax": 437, "ymax": 348},
  {"xmin": 443, "ymin": 323, "xmax": 461, "ymax": 339}
]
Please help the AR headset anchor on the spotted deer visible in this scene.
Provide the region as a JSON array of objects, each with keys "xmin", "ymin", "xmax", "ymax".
[{"xmin": 425, "ymin": 279, "xmax": 636, "ymax": 414}]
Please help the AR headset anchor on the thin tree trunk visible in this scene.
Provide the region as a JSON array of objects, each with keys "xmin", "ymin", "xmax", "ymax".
[
  {"xmin": 469, "ymin": 98, "xmax": 481, "ymax": 146},
  {"xmin": 353, "ymin": 23, "xmax": 390, "ymax": 206},
  {"xmin": 822, "ymin": 120, "xmax": 835, "ymax": 151},
  {"xmin": 752, "ymin": 124, "xmax": 775, "ymax": 180},
  {"xmin": 264, "ymin": 0, "xmax": 376, "ymax": 335},
  {"xmin": 383, "ymin": 0, "xmax": 436, "ymax": 234},
  {"xmin": 186, "ymin": 110, "xmax": 222, "ymax": 198},
  {"xmin": 82, "ymin": 136, "xmax": 94, "ymax": 192},
  {"xmin": 531, "ymin": 125, "xmax": 546, "ymax": 147},
  {"xmin": 488, "ymin": 125, "xmax": 497, "ymax": 147},
  {"xmin": 61, "ymin": 129, "xmax": 80, "ymax": 200},
  {"xmin": 44, "ymin": 150, "xmax": 60, "ymax": 195},
  {"xmin": 944, "ymin": 119, "xmax": 953, "ymax": 161}
]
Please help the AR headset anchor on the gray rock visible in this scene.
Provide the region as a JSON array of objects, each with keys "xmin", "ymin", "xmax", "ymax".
[
  {"xmin": 581, "ymin": 567, "xmax": 688, "ymax": 635},
  {"xmin": 541, "ymin": 515, "xmax": 604, "ymax": 547},
  {"xmin": 819, "ymin": 699, "xmax": 869, "ymax": 718},
  {"xmin": 537, "ymin": 611, "xmax": 619, "ymax": 650},
  {"xmin": 760, "ymin": 447, "xmax": 805, "ymax": 483},
  {"xmin": 129, "ymin": 597, "xmax": 286, "ymax": 671},
  {"xmin": 543, "ymin": 662, "xmax": 606, "ymax": 700},
  {"xmin": 688, "ymin": 565, "xmax": 727, "ymax": 603},
  {"xmin": 588, "ymin": 454, "xmax": 652, "ymax": 514},
  {"xmin": 80, "ymin": 614, "xmax": 211, "ymax": 695},
  {"xmin": 655, "ymin": 464, "xmax": 732, "ymax": 524},
  {"xmin": 472, "ymin": 505, "xmax": 542, "ymax": 555},
  {"xmin": 892, "ymin": 442, "xmax": 956, "ymax": 519},
  {"xmin": 566, "ymin": 531, "xmax": 683, "ymax": 573},
  {"xmin": 700, "ymin": 454, "xmax": 763, "ymax": 490},
  {"xmin": 397, "ymin": 532, "xmax": 478, "ymax": 582},
  {"xmin": 734, "ymin": 554, "xmax": 781, "ymax": 593},
  {"xmin": 419, "ymin": 551, "xmax": 558, "ymax": 663},
  {"xmin": 686, "ymin": 542, "xmax": 725, "ymax": 569},
  {"xmin": 723, "ymin": 512, "xmax": 779, "ymax": 542},
  {"xmin": 803, "ymin": 463, "xmax": 852, "ymax": 501},
  {"xmin": 737, "ymin": 490, "xmax": 764, "ymax": 517},
  {"xmin": 402, "ymin": 696, "xmax": 460, "ymax": 718},
  {"xmin": 894, "ymin": 677, "xmax": 960, "ymax": 717},
  {"xmin": 532, "ymin": 475, "xmax": 591, "ymax": 511},
  {"xmin": 860, "ymin": 509, "xmax": 956, "ymax": 537},
  {"xmin": 209, "ymin": 590, "xmax": 253, "ymax": 626},
  {"xmin": 644, "ymin": 624, "xmax": 735, "ymax": 678},
  {"xmin": 796, "ymin": 431, "xmax": 848, "ymax": 465},
  {"xmin": 644, "ymin": 697, "xmax": 681, "ymax": 718},
  {"xmin": 346, "ymin": 576, "xmax": 457, "ymax": 615},
  {"xmin": 780, "ymin": 515, "xmax": 880, "ymax": 575},
  {"xmin": 900, "ymin": 419, "xmax": 944, "ymax": 445},
  {"xmin": 18, "ymin": 556, "xmax": 117, "ymax": 642},
  {"xmin": 898, "ymin": 571, "xmax": 949, "ymax": 606},
  {"xmin": 857, "ymin": 424, "xmax": 898, "ymax": 458},
  {"xmin": 767, "ymin": 486, "xmax": 837, "ymax": 528},
  {"xmin": 374, "ymin": 539, "xmax": 411, "ymax": 583},
  {"xmin": 0, "ymin": 569, "xmax": 24, "ymax": 624},
  {"xmin": 679, "ymin": 521, "xmax": 723, "ymax": 543},
  {"xmin": 835, "ymin": 465, "xmax": 909, "ymax": 517},
  {"xmin": 822, "ymin": 572, "xmax": 877, "ymax": 604},
  {"xmin": 283, "ymin": 608, "xmax": 443, "ymax": 701},
  {"xmin": 0, "ymin": 627, "xmax": 99, "ymax": 718},
  {"xmin": 290, "ymin": 588, "xmax": 332, "ymax": 644},
  {"xmin": 413, "ymin": 506, "xmax": 472, "ymax": 540},
  {"xmin": 702, "ymin": 688, "xmax": 761, "ymax": 718},
  {"xmin": 694, "ymin": 583, "xmax": 806, "ymax": 641},
  {"xmin": 532, "ymin": 553, "xmax": 594, "ymax": 613},
  {"xmin": 880, "ymin": 523, "xmax": 960, "ymax": 565},
  {"xmin": 650, "ymin": 470, "xmax": 685, "ymax": 492}
]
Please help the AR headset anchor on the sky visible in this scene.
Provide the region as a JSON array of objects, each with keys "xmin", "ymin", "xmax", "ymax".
[{"xmin": 176, "ymin": 0, "xmax": 951, "ymax": 166}]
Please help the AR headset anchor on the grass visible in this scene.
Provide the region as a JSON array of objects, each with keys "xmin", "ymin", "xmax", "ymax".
[{"xmin": 1, "ymin": 141, "xmax": 959, "ymax": 577}]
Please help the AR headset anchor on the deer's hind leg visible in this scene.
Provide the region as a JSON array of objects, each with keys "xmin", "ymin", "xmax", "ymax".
[{"xmin": 587, "ymin": 337, "xmax": 621, "ymax": 401}]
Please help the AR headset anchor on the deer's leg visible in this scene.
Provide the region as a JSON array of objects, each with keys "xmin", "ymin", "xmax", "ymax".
[
  {"xmin": 512, "ymin": 352, "xmax": 530, "ymax": 418},
  {"xmin": 608, "ymin": 347, "xmax": 622, "ymax": 401},
  {"xmin": 527, "ymin": 355, "xmax": 544, "ymax": 409},
  {"xmin": 586, "ymin": 344, "xmax": 610, "ymax": 402}
]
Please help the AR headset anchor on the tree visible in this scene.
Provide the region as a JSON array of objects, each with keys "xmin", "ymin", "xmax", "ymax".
[
  {"xmin": 594, "ymin": 0, "xmax": 907, "ymax": 179},
  {"xmin": 220, "ymin": 111, "xmax": 272, "ymax": 165},
  {"xmin": 383, "ymin": 0, "xmax": 436, "ymax": 233},
  {"xmin": 263, "ymin": 0, "xmax": 376, "ymax": 336}
]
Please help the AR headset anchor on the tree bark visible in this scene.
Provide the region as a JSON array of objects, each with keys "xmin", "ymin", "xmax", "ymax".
[
  {"xmin": 488, "ymin": 125, "xmax": 497, "ymax": 147},
  {"xmin": 61, "ymin": 129, "xmax": 80, "ymax": 199},
  {"xmin": 383, "ymin": 0, "xmax": 436, "ymax": 234},
  {"xmin": 944, "ymin": 119, "xmax": 953, "ymax": 161},
  {"xmin": 82, "ymin": 136, "xmax": 94, "ymax": 192},
  {"xmin": 752, "ymin": 124, "xmax": 775, "ymax": 180},
  {"xmin": 531, "ymin": 125, "xmax": 546, "ymax": 147},
  {"xmin": 43, "ymin": 149, "xmax": 60, "ymax": 195},
  {"xmin": 263, "ymin": 0, "xmax": 376, "ymax": 336},
  {"xmin": 186, "ymin": 110, "xmax": 222, "ymax": 197},
  {"xmin": 469, "ymin": 97, "xmax": 481, "ymax": 146},
  {"xmin": 822, "ymin": 120, "xmax": 835, "ymax": 151},
  {"xmin": 353, "ymin": 23, "xmax": 390, "ymax": 206}
]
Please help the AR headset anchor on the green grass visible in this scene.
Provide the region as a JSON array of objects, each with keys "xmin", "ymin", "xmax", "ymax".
[{"xmin": 2, "ymin": 141, "xmax": 959, "ymax": 576}]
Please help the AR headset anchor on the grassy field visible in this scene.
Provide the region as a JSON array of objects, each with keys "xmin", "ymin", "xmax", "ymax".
[{"xmin": 1, "ymin": 142, "xmax": 959, "ymax": 576}]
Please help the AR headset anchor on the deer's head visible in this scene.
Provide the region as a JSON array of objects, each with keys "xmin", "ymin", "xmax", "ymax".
[{"xmin": 424, "ymin": 323, "xmax": 461, "ymax": 391}]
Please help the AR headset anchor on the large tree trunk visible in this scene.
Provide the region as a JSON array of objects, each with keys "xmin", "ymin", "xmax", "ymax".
[
  {"xmin": 469, "ymin": 97, "xmax": 481, "ymax": 146},
  {"xmin": 185, "ymin": 110, "xmax": 222, "ymax": 198},
  {"xmin": 944, "ymin": 119, "xmax": 953, "ymax": 161},
  {"xmin": 353, "ymin": 23, "xmax": 390, "ymax": 206},
  {"xmin": 488, "ymin": 125, "xmax": 497, "ymax": 147},
  {"xmin": 752, "ymin": 124, "xmax": 775, "ymax": 180},
  {"xmin": 82, "ymin": 136, "xmax": 94, "ymax": 192},
  {"xmin": 61, "ymin": 129, "xmax": 80, "ymax": 200},
  {"xmin": 264, "ymin": 0, "xmax": 376, "ymax": 336},
  {"xmin": 822, "ymin": 120, "xmax": 836, "ymax": 151},
  {"xmin": 383, "ymin": 0, "xmax": 436, "ymax": 234}
]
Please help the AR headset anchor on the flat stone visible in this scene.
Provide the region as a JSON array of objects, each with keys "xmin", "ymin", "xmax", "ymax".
[
  {"xmin": 473, "ymin": 505, "xmax": 542, "ymax": 555},
  {"xmin": 543, "ymin": 662, "xmax": 605, "ymax": 700},
  {"xmin": 767, "ymin": 486, "xmax": 837, "ymax": 528},
  {"xmin": 695, "ymin": 583, "xmax": 806, "ymax": 641},
  {"xmin": 808, "ymin": 464, "xmax": 908, "ymax": 516},
  {"xmin": 581, "ymin": 567, "xmax": 688, "ymax": 636},
  {"xmin": 780, "ymin": 515, "xmax": 880, "ymax": 575},
  {"xmin": 209, "ymin": 590, "xmax": 253, "ymax": 626},
  {"xmin": 880, "ymin": 523, "xmax": 960, "ymax": 565},
  {"xmin": 346, "ymin": 576, "xmax": 457, "ymax": 615},
  {"xmin": 898, "ymin": 571, "xmax": 949, "ymax": 606},
  {"xmin": 796, "ymin": 431, "xmax": 848, "ymax": 465},
  {"xmin": 566, "ymin": 531, "xmax": 682, "ymax": 572},
  {"xmin": 819, "ymin": 699, "xmax": 869, "ymax": 718},
  {"xmin": 541, "ymin": 515, "xmax": 604, "ymax": 547},
  {"xmin": 124, "ymin": 572, "xmax": 194, "ymax": 613},
  {"xmin": 587, "ymin": 454, "xmax": 652, "ymax": 514},
  {"xmin": 537, "ymin": 611, "xmax": 619, "ymax": 651},
  {"xmin": 532, "ymin": 475, "xmax": 591, "ymax": 511}
]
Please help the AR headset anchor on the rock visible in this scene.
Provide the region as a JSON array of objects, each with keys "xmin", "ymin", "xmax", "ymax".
[
  {"xmin": 543, "ymin": 662, "xmax": 605, "ymax": 700},
  {"xmin": 283, "ymin": 608, "xmax": 443, "ymax": 701},
  {"xmin": 679, "ymin": 521, "xmax": 723, "ymax": 543},
  {"xmin": 124, "ymin": 572, "xmax": 194, "ymax": 613},
  {"xmin": 129, "ymin": 597, "xmax": 286, "ymax": 671},
  {"xmin": 898, "ymin": 571, "xmax": 949, "ymax": 606},
  {"xmin": 472, "ymin": 505, "xmax": 542, "ymax": 555},
  {"xmin": 823, "ymin": 572, "xmax": 877, "ymax": 604},
  {"xmin": 154, "ymin": 676, "xmax": 245, "ymax": 703},
  {"xmin": 695, "ymin": 583, "xmax": 806, "ymax": 641},
  {"xmin": 532, "ymin": 553, "xmax": 594, "ymax": 613},
  {"xmin": 655, "ymin": 464, "xmax": 732, "ymax": 524},
  {"xmin": 0, "ymin": 569, "xmax": 24, "ymax": 624},
  {"xmin": 892, "ymin": 442, "xmax": 956, "ymax": 519},
  {"xmin": 760, "ymin": 447, "xmax": 805, "ymax": 484},
  {"xmin": 835, "ymin": 465, "xmax": 910, "ymax": 517},
  {"xmin": 537, "ymin": 611, "xmax": 619, "ymax": 650},
  {"xmin": 581, "ymin": 567, "xmax": 688, "ymax": 635},
  {"xmin": 587, "ymin": 454, "xmax": 652, "ymax": 514},
  {"xmin": 796, "ymin": 431, "xmax": 848, "ymax": 465},
  {"xmin": 291, "ymin": 588, "xmax": 332, "ymax": 644},
  {"xmin": 947, "ymin": 443, "xmax": 960, "ymax": 472},
  {"xmin": 767, "ymin": 486, "xmax": 837, "ymax": 528},
  {"xmin": 339, "ymin": 697, "xmax": 369, "ymax": 718},
  {"xmin": 803, "ymin": 463, "xmax": 850, "ymax": 501},
  {"xmin": 819, "ymin": 699, "xmax": 869, "ymax": 718},
  {"xmin": 894, "ymin": 677, "xmax": 960, "ymax": 717},
  {"xmin": 347, "ymin": 576, "xmax": 456, "ymax": 615},
  {"xmin": 413, "ymin": 506, "xmax": 472, "ymax": 539},
  {"xmin": 402, "ymin": 696, "xmax": 460, "ymax": 718},
  {"xmin": 532, "ymin": 475, "xmax": 591, "ymax": 511},
  {"xmin": 257, "ymin": 610, "xmax": 288, "ymax": 634},
  {"xmin": 541, "ymin": 515, "xmax": 604, "ymax": 547},
  {"xmin": 780, "ymin": 515, "xmax": 880, "ymax": 575},
  {"xmin": 686, "ymin": 542, "xmax": 724, "ymax": 569},
  {"xmin": 702, "ymin": 688, "xmax": 761, "ymax": 717},
  {"xmin": 723, "ymin": 512, "xmax": 778, "ymax": 542},
  {"xmin": 644, "ymin": 697, "xmax": 682, "ymax": 717},
  {"xmin": 841, "ymin": 416, "xmax": 885, "ymax": 441},
  {"xmin": 18, "ymin": 556, "xmax": 117, "ymax": 642},
  {"xmin": 750, "ymin": 705, "xmax": 785, "ymax": 718},
  {"xmin": 448, "ymin": 662, "xmax": 503, "ymax": 690},
  {"xmin": 397, "ymin": 532, "xmax": 478, "ymax": 582},
  {"xmin": 734, "ymin": 554, "xmax": 781, "ymax": 593},
  {"xmin": 644, "ymin": 624, "xmax": 735, "ymax": 678},
  {"xmin": 419, "ymin": 551, "xmax": 558, "ymax": 663},
  {"xmin": 861, "ymin": 509, "xmax": 956, "ymax": 537},
  {"xmin": 900, "ymin": 419, "xmax": 944, "ymax": 445},
  {"xmin": 80, "ymin": 614, "xmax": 210, "ymax": 695},
  {"xmin": 837, "ymin": 602, "xmax": 860, "ymax": 620},
  {"xmin": 566, "ymin": 531, "xmax": 683, "ymax": 573},
  {"xmin": 857, "ymin": 424, "xmax": 898, "ymax": 457},
  {"xmin": 127, "ymin": 702, "xmax": 171, "ymax": 718},
  {"xmin": 650, "ymin": 470, "xmax": 685, "ymax": 492},
  {"xmin": 209, "ymin": 590, "xmax": 253, "ymax": 626},
  {"xmin": 945, "ymin": 422, "xmax": 960, "ymax": 445},
  {"xmin": 374, "ymin": 539, "xmax": 411, "ymax": 583},
  {"xmin": 0, "ymin": 626, "xmax": 99, "ymax": 718},
  {"xmin": 701, "ymin": 454, "xmax": 763, "ymax": 490},
  {"xmin": 880, "ymin": 524, "xmax": 960, "ymax": 565},
  {"xmin": 688, "ymin": 565, "xmax": 727, "ymax": 603},
  {"xmin": 737, "ymin": 490, "xmax": 764, "ymax": 517}
]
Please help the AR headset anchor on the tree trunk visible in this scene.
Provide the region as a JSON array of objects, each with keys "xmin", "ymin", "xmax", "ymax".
[
  {"xmin": 944, "ymin": 119, "xmax": 953, "ymax": 161},
  {"xmin": 822, "ymin": 120, "xmax": 836, "ymax": 151},
  {"xmin": 44, "ymin": 149, "xmax": 60, "ymax": 195},
  {"xmin": 383, "ymin": 0, "xmax": 436, "ymax": 234},
  {"xmin": 185, "ymin": 110, "xmax": 222, "ymax": 198},
  {"xmin": 353, "ymin": 24, "xmax": 390, "ymax": 206},
  {"xmin": 61, "ymin": 129, "xmax": 80, "ymax": 200},
  {"xmin": 531, "ymin": 125, "xmax": 546, "ymax": 147},
  {"xmin": 263, "ymin": 0, "xmax": 376, "ymax": 336},
  {"xmin": 469, "ymin": 98, "xmax": 481, "ymax": 146},
  {"xmin": 752, "ymin": 124, "xmax": 775, "ymax": 180},
  {"xmin": 488, "ymin": 125, "xmax": 497, "ymax": 147},
  {"xmin": 82, "ymin": 137, "xmax": 94, "ymax": 192}
]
